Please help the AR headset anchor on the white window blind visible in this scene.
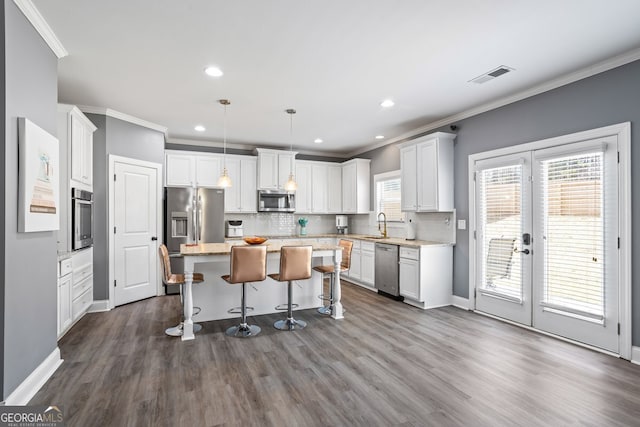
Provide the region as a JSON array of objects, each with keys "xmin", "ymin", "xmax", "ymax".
[
  {"xmin": 376, "ymin": 175, "xmax": 404, "ymax": 222},
  {"xmin": 539, "ymin": 151, "xmax": 604, "ymax": 320},
  {"xmin": 478, "ymin": 164, "xmax": 523, "ymax": 300}
]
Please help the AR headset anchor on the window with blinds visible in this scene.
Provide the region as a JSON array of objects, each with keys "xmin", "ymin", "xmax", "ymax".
[
  {"xmin": 539, "ymin": 151, "xmax": 604, "ymax": 320},
  {"xmin": 478, "ymin": 164, "xmax": 523, "ymax": 300},
  {"xmin": 376, "ymin": 174, "xmax": 404, "ymax": 222}
]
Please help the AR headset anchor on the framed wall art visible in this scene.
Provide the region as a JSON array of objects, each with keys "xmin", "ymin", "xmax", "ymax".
[{"xmin": 18, "ymin": 117, "xmax": 60, "ymax": 232}]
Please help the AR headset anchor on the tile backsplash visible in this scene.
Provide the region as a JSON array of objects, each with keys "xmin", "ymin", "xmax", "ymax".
[
  {"xmin": 348, "ymin": 211, "xmax": 456, "ymax": 243},
  {"xmin": 224, "ymin": 213, "xmax": 336, "ymax": 236},
  {"xmin": 227, "ymin": 211, "xmax": 456, "ymax": 243}
]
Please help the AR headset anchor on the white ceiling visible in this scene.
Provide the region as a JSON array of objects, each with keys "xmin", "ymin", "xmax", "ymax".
[{"xmin": 31, "ymin": 0, "xmax": 640, "ymax": 156}]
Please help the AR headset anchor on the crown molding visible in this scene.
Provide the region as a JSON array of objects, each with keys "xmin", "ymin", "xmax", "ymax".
[
  {"xmin": 347, "ymin": 47, "xmax": 640, "ymax": 157},
  {"xmin": 13, "ymin": 0, "xmax": 68, "ymax": 59},
  {"xmin": 78, "ymin": 106, "xmax": 168, "ymax": 137}
]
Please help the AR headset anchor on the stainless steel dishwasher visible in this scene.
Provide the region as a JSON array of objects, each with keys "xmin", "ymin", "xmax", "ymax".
[{"xmin": 375, "ymin": 243, "xmax": 400, "ymax": 297}]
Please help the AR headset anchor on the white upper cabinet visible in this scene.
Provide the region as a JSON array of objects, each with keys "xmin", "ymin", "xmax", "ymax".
[
  {"xmin": 295, "ymin": 161, "xmax": 313, "ymax": 213},
  {"xmin": 195, "ymin": 156, "xmax": 222, "ymax": 187},
  {"xmin": 62, "ymin": 106, "xmax": 96, "ymax": 189},
  {"xmin": 341, "ymin": 158, "xmax": 370, "ymax": 214},
  {"xmin": 255, "ymin": 148, "xmax": 297, "ymax": 190},
  {"xmin": 311, "ymin": 163, "xmax": 328, "ymax": 213},
  {"xmin": 295, "ymin": 161, "xmax": 330, "ymax": 214},
  {"xmin": 400, "ymin": 144, "xmax": 418, "ymax": 211},
  {"xmin": 327, "ymin": 164, "xmax": 342, "ymax": 213},
  {"xmin": 223, "ymin": 156, "xmax": 257, "ymax": 213},
  {"xmin": 400, "ymin": 132, "xmax": 455, "ymax": 212},
  {"xmin": 165, "ymin": 152, "xmax": 223, "ymax": 188},
  {"xmin": 165, "ymin": 152, "xmax": 196, "ymax": 187}
]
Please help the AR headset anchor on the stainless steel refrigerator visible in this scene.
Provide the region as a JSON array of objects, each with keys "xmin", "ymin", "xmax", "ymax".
[{"xmin": 164, "ymin": 187, "xmax": 225, "ymax": 293}]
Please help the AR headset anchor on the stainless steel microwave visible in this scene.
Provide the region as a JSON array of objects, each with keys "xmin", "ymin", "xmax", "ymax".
[
  {"xmin": 72, "ymin": 188, "xmax": 93, "ymax": 250},
  {"xmin": 257, "ymin": 190, "xmax": 295, "ymax": 213}
]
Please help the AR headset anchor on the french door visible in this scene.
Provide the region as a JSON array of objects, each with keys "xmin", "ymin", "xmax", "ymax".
[{"xmin": 474, "ymin": 137, "xmax": 619, "ymax": 353}]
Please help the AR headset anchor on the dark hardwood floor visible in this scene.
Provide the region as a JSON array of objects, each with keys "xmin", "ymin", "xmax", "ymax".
[{"xmin": 31, "ymin": 281, "xmax": 640, "ymax": 426}]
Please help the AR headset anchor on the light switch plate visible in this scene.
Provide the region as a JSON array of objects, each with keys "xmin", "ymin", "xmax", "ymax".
[{"xmin": 458, "ymin": 220, "xmax": 466, "ymax": 230}]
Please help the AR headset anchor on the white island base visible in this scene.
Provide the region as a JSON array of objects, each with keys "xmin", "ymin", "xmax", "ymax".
[{"xmin": 180, "ymin": 242, "xmax": 344, "ymax": 340}]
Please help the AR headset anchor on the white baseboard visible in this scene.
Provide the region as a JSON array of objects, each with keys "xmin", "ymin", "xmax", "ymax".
[
  {"xmin": 631, "ymin": 347, "xmax": 640, "ymax": 365},
  {"xmin": 5, "ymin": 347, "xmax": 63, "ymax": 405},
  {"xmin": 88, "ymin": 300, "xmax": 110, "ymax": 313},
  {"xmin": 451, "ymin": 295, "xmax": 469, "ymax": 310}
]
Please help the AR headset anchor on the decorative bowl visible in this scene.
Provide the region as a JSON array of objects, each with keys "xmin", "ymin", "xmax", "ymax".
[{"xmin": 243, "ymin": 236, "xmax": 268, "ymax": 245}]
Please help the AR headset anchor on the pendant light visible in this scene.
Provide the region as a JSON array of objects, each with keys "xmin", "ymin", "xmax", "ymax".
[
  {"xmin": 217, "ymin": 99, "xmax": 232, "ymax": 188},
  {"xmin": 284, "ymin": 108, "xmax": 297, "ymax": 192}
]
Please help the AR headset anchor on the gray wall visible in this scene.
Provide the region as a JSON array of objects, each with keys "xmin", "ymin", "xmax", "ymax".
[
  {"xmin": 164, "ymin": 142, "xmax": 345, "ymax": 163},
  {"xmin": 0, "ymin": 0, "xmax": 6, "ymax": 396},
  {"xmin": 357, "ymin": 59, "xmax": 640, "ymax": 345},
  {"xmin": 3, "ymin": 0, "xmax": 58, "ymax": 398},
  {"xmin": 87, "ymin": 114, "xmax": 165, "ymax": 300}
]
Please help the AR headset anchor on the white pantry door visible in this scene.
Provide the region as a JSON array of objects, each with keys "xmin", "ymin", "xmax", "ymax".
[{"xmin": 113, "ymin": 158, "xmax": 161, "ymax": 306}]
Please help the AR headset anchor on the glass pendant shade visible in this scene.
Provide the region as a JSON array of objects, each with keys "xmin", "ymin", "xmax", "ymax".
[
  {"xmin": 284, "ymin": 173, "xmax": 297, "ymax": 191},
  {"xmin": 218, "ymin": 99, "xmax": 232, "ymax": 188},
  {"xmin": 217, "ymin": 166, "xmax": 232, "ymax": 188}
]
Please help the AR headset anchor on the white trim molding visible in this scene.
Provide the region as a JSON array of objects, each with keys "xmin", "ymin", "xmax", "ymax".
[
  {"xmin": 4, "ymin": 347, "xmax": 63, "ymax": 405},
  {"xmin": 347, "ymin": 47, "xmax": 640, "ymax": 158},
  {"xmin": 78, "ymin": 106, "xmax": 169, "ymax": 138},
  {"xmin": 13, "ymin": 0, "xmax": 68, "ymax": 58},
  {"xmin": 88, "ymin": 300, "xmax": 111, "ymax": 313},
  {"xmin": 631, "ymin": 347, "xmax": 640, "ymax": 366},
  {"xmin": 467, "ymin": 122, "xmax": 632, "ymax": 360},
  {"xmin": 451, "ymin": 295, "xmax": 469, "ymax": 310},
  {"xmin": 108, "ymin": 155, "xmax": 164, "ymax": 309}
]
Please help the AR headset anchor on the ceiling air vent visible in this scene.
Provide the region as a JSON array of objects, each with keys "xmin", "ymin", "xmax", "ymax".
[{"xmin": 469, "ymin": 65, "xmax": 514, "ymax": 84}]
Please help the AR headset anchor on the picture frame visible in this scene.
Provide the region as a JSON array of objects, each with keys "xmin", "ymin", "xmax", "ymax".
[{"xmin": 18, "ymin": 117, "xmax": 60, "ymax": 232}]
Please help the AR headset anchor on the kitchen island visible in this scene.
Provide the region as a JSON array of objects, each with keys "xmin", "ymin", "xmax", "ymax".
[{"xmin": 180, "ymin": 242, "xmax": 343, "ymax": 341}]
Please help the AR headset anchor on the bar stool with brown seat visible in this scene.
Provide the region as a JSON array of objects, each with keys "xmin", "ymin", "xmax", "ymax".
[
  {"xmin": 269, "ymin": 245, "xmax": 313, "ymax": 331},
  {"xmin": 314, "ymin": 239, "xmax": 353, "ymax": 315},
  {"xmin": 221, "ymin": 245, "xmax": 267, "ymax": 337},
  {"xmin": 159, "ymin": 244, "xmax": 205, "ymax": 337}
]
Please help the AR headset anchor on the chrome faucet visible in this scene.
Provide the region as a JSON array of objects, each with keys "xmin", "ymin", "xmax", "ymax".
[{"xmin": 377, "ymin": 212, "xmax": 387, "ymax": 238}]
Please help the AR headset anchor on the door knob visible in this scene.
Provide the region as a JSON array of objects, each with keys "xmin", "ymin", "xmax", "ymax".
[
  {"xmin": 151, "ymin": 236, "xmax": 158, "ymax": 241},
  {"xmin": 516, "ymin": 248, "xmax": 530, "ymax": 255}
]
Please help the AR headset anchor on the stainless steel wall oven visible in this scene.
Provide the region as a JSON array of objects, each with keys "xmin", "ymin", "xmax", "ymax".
[{"xmin": 72, "ymin": 188, "xmax": 93, "ymax": 250}]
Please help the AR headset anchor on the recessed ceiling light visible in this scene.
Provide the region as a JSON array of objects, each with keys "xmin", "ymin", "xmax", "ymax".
[
  {"xmin": 314, "ymin": 138, "xmax": 323, "ymax": 144},
  {"xmin": 194, "ymin": 125, "xmax": 205, "ymax": 132},
  {"xmin": 375, "ymin": 135, "xmax": 385, "ymax": 140},
  {"xmin": 380, "ymin": 99, "xmax": 395, "ymax": 108},
  {"xmin": 204, "ymin": 66, "xmax": 223, "ymax": 77}
]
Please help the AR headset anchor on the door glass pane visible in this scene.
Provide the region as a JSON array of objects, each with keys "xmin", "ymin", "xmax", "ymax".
[
  {"xmin": 539, "ymin": 152, "xmax": 604, "ymax": 319},
  {"xmin": 478, "ymin": 164, "xmax": 522, "ymax": 300}
]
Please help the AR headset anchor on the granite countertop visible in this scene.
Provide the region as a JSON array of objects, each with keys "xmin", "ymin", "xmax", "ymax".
[
  {"xmin": 226, "ymin": 233, "xmax": 453, "ymax": 248},
  {"xmin": 180, "ymin": 242, "xmax": 341, "ymax": 256}
]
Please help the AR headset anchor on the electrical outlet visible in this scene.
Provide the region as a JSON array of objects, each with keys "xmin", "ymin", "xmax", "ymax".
[{"xmin": 458, "ymin": 220, "xmax": 466, "ymax": 230}]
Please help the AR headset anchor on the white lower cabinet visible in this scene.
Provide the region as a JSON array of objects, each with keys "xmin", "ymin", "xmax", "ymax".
[
  {"xmin": 399, "ymin": 248, "xmax": 420, "ymax": 300},
  {"xmin": 399, "ymin": 245, "xmax": 452, "ymax": 309},
  {"xmin": 360, "ymin": 242, "xmax": 375, "ymax": 286},
  {"xmin": 57, "ymin": 259, "xmax": 72, "ymax": 337},
  {"xmin": 58, "ymin": 248, "xmax": 93, "ymax": 339},
  {"xmin": 72, "ymin": 248, "xmax": 94, "ymax": 322}
]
